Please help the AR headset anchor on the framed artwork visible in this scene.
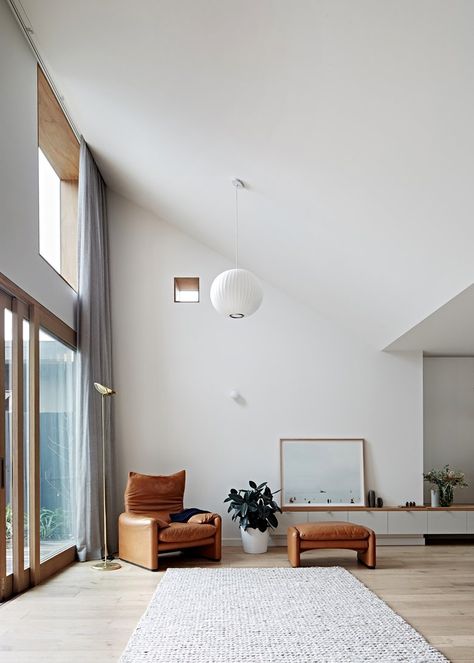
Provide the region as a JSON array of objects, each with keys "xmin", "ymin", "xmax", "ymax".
[{"xmin": 280, "ymin": 438, "xmax": 365, "ymax": 510}]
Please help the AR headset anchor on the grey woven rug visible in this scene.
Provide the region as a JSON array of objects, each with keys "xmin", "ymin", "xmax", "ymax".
[{"xmin": 120, "ymin": 567, "xmax": 448, "ymax": 663}]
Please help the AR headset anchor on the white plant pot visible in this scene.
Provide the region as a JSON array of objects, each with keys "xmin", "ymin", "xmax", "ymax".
[
  {"xmin": 431, "ymin": 488, "xmax": 440, "ymax": 508},
  {"xmin": 240, "ymin": 527, "xmax": 269, "ymax": 554}
]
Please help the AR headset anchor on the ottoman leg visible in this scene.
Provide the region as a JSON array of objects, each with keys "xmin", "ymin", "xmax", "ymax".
[
  {"xmin": 357, "ymin": 532, "xmax": 376, "ymax": 569},
  {"xmin": 287, "ymin": 527, "xmax": 301, "ymax": 567}
]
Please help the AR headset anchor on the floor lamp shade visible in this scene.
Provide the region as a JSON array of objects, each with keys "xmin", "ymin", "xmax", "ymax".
[{"xmin": 210, "ymin": 268, "xmax": 263, "ymax": 318}]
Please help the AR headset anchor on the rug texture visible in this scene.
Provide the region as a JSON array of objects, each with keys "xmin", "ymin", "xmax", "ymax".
[{"xmin": 120, "ymin": 567, "xmax": 448, "ymax": 663}]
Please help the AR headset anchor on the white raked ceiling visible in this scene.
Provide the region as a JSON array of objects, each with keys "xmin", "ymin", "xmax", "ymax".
[
  {"xmin": 16, "ymin": 0, "xmax": 474, "ymax": 349},
  {"xmin": 386, "ymin": 285, "xmax": 474, "ymax": 355}
]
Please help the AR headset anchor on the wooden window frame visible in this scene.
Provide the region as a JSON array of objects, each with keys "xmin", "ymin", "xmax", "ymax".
[{"xmin": 37, "ymin": 66, "xmax": 80, "ymax": 291}]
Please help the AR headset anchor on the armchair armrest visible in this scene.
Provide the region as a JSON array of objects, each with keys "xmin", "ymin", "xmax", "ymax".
[
  {"xmin": 118, "ymin": 512, "xmax": 159, "ymax": 571},
  {"xmin": 188, "ymin": 512, "xmax": 220, "ymax": 524},
  {"xmin": 195, "ymin": 514, "xmax": 222, "ymax": 561}
]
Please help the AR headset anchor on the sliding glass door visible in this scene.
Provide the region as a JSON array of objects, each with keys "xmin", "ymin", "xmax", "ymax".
[
  {"xmin": 0, "ymin": 279, "xmax": 76, "ymax": 602},
  {"xmin": 39, "ymin": 329, "xmax": 76, "ymax": 562}
]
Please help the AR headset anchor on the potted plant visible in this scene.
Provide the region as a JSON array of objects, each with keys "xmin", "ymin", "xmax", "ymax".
[
  {"xmin": 224, "ymin": 481, "xmax": 282, "ymax": 554},
  {"xmin": 423, "ymin": 465, "xmax": 468, "ymax": 507}
]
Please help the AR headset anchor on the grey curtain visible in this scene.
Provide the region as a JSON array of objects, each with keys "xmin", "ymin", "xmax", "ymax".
[{"xmin": 75, "ymin": 138, "xmax": 115, "ymax": 561}]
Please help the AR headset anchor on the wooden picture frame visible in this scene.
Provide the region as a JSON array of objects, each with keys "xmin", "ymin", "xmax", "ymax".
[{"xmin": 280, "ymin": 438, "xmax": 366, "ymax": 511}]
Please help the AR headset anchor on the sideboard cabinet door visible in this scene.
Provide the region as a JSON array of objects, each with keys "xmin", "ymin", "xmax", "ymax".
[
  {"xmin": 387, "ymin": 511, "xmax": 428, "ymax": 535},
  {"xmin": 347, "ymin": 511, "xmax": 388, "ymax": 534},
  {"xmin": 308, "ymin": 511, "xmax": 349, "ymax": 524},
  {"xmin": 427, "ymin": 511, "xmax": 467, "ymax": 534}
]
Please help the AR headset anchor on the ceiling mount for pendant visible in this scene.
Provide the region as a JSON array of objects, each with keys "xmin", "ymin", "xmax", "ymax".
[{"xmin": 210, "ymin": 178, "xmax": 263, "ymax": 319}]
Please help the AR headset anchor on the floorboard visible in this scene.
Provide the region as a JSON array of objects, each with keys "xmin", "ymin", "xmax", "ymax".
[{"xmin": 0, "ymin": 545, "xmax": 473, "ymax": 662}]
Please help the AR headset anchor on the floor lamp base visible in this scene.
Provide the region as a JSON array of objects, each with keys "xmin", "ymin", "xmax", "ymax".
[{"xmin": 91, "ymin": 560, "xmax": 122, "ymax": 571}]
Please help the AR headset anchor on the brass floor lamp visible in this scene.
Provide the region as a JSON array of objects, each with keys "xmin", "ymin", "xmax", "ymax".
[{"xmin": 92, "ymin": 382, "xmax": 121, "ymax": 571}]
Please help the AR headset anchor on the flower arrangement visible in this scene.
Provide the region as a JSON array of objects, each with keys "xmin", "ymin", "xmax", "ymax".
[{"xmin": 423, "ymin": 465, "xmax": 468, "ymax": 507}]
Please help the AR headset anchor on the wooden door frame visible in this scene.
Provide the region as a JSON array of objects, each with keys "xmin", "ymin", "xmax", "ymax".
[
  {"xmin": 12, "ymin": 298, "xmax": 29, "ymax": 593},
  {"xmin": 0, "ymin": 291, "xmax": 12, "ymax": 601},
  {"xmin": 0, "ymin": 273, "xmax": 77, "ymax": 599}
]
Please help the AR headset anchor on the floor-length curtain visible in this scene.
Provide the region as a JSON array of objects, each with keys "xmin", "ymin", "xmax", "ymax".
[{"xmin": 75, "ymin": 138, "xmax": 114, "ymax": 561}]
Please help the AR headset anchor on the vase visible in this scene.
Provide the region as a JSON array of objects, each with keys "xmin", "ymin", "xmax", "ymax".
[
  {"xmin": 430, "ymin": 488, "xmax": 440, "ymax": 507},
  {"xmin": 439, "ymin": 484, "xmax": 454, "ymax": 507},
  {"xmin": 240, "ymin": 527, "xmax": 269, "ymax": 554}
]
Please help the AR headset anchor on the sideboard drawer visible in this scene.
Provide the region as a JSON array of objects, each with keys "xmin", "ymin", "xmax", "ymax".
[
  {"xmin": 347, "ymin": 511, "xmax": 388, "ymax": 534},
  {"xmin": 427, "ymin": 511, "xmax": 467, "ymax": 534},
  {"xmin": 308, "ymin": 511, "xmax": 349, "ymax": 523},
  {"xmin": 388, "ymin": 511, "xmax": 428, "ymax": 535}
]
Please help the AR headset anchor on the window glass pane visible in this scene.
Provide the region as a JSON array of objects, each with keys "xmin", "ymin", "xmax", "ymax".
[
  {"xmin": 39, "ymin": 329, "xmax": 76, "ymax": 561},
  {"xmin": 23, "ymin": 320, "xmax": 30, "ymax": 569},
  {"xmin": 38, "ymin": 148, "xmax": 61, "ymax": 273},
  {"xmin": 4, "ymin": 309, "xmax": 12, "ymax": 576}
]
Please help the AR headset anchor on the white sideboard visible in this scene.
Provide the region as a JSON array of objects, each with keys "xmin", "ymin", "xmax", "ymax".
[{"xmin": 272, "ymin": 507, "xmax": 474, "ymax": 544}]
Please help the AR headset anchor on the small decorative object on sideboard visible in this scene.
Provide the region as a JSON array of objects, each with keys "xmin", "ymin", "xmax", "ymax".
[
  {"xmin": 423, "ymin": 465, "xmax": 468, "ymax": 507},
  {"xmin": 224, "ymin": 481, "xmax": 282, "ymax": 554},
  {"xmin": 367, "ymin": 490, "xmax": 376, "ymax": 508},
  {"xmin": 376, "ymin": 497, "xmax": 383, "ymax": 508}
]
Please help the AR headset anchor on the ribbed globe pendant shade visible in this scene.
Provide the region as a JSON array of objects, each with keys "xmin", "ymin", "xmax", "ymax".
[
  {"xmin": 210, "ymin": 178, "xmax": 263, "ymax": 319},
  {"xmin": 210, "ymin": 268, "xmax": 263, "ymax": 318}
]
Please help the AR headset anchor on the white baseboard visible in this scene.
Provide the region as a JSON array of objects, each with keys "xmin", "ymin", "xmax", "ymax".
[
  {"xmin": 223, "ymin": 538, "xmax": 245, "ymax": 546},
  {"xmin": 223, "ymin": 535, "xmax": 425, "ymax": 547},
  {"xmin": 222, "ymin": 536, "xmax": 295, "ymax": 547}
]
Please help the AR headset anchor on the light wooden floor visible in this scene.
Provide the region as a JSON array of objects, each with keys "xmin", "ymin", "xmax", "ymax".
[{"xmin": 0, "ymin": 545, "xmax": 473, "ymax": 662}]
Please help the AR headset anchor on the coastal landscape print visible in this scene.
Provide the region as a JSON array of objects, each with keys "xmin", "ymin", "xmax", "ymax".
[{"xmin": 282, "ymin": 439, "xmax": 365, "ymax": 507}]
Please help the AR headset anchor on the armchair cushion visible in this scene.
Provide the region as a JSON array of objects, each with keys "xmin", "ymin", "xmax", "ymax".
[
  {"xmin": 188, "ymin": 512, "xmax": 219, "ymax": 524},
  {"xmin": 158, "ymin": 522, "xmax": 216, "ymax": 543},
  {"xmin": 125, "ymin": 470, "xmax": 185, "ymax": 515}
]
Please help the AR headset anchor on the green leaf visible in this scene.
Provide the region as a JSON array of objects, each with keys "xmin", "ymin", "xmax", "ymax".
[{"xmin": 268, "ymin": 513, "xmax": 278, "ymax": 528}]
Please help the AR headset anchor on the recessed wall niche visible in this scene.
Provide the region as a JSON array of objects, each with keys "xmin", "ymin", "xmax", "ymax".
[{"xmin": 174, "ymin": 277, "xmax": 200, "ymax": 303}]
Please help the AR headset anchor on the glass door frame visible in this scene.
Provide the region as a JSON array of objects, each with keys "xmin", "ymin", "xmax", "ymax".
[
  {"xmin": 0, "ymin": 273, "xmax": 76, "ymax": 601},
  {"xmin": 0, "ymin": 290, "xmax": 13, "ymax": 601}
]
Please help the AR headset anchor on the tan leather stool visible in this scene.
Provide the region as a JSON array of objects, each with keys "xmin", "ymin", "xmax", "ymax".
[{"xmin": 287, "ymin": 521, "xmax": 376, "ymax": 568}]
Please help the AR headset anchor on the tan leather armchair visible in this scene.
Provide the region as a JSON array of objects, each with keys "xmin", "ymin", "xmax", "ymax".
[{"xmin": 118, "ymin": 469, "xmax": 222, "ymax": 571}]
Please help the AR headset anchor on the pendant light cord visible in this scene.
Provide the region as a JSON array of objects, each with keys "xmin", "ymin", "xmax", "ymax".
[{"xmin": 234, "ymin": 183, "xmax": 239, "ymax": 269}]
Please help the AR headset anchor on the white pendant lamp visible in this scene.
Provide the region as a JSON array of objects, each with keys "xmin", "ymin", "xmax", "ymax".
[{"xmin": 210, "ymin": 179, "xmax": 263, "ymax": 318}]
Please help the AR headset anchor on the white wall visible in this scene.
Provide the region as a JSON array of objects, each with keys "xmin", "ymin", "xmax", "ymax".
[
  {"xmin": 424, "ymin": 357, "xmax": 474, "ymax": 504},
  {"xmin": 109, "ymin": 191, "xmax": 424, "ymax": 540},
  {"xmin": 0, "ymin": 1, "xmax": 75, "ymax": 327}
]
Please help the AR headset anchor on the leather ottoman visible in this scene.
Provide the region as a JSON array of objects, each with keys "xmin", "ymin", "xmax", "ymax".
[{"xmin": 287, "ymin": 521, "xmax": 376, "ymax": 568}]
